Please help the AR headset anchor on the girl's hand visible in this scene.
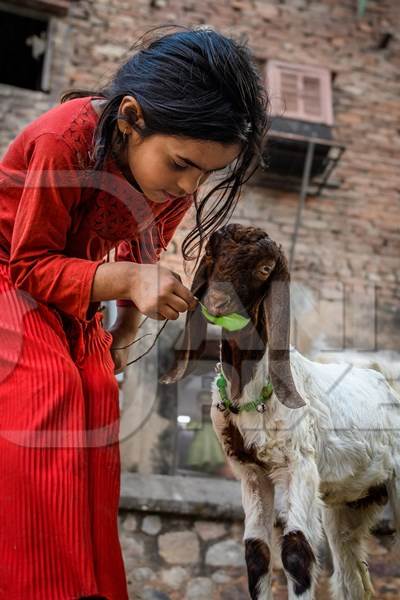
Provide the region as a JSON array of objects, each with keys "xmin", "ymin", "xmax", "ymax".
[
  {"xmin": 128, "ymin": 264, "xmax": 197, "ymax": 320},
  {"xmin": 109, "ymin": 325, "xmax": 133, "ymax": 374}
]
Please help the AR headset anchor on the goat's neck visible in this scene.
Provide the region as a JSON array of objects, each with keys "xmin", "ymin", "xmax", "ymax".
[{"xmin": 220, "ymin": 320, "xmax": 267, "ymax": 401}]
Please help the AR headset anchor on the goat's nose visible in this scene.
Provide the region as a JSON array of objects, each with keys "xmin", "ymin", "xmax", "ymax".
[{"xmin": 210, "ymin": 297, "xmax": 231, "ymax": 315}]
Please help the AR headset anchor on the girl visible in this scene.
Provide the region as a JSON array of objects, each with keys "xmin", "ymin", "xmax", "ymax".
[{"xmin": 0, "ymin": 27, "xmax": 268, "ymax": 600}]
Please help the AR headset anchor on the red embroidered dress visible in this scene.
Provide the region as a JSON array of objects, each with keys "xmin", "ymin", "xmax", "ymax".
[{"xmin": 0, "ymin": 97, "xmax": 192, "ymax": 599}]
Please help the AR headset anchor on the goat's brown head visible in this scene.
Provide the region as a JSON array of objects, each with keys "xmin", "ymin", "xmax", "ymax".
[{"xmin": 160, "ymin": 223, "xmax": 305, "ymax": 410}]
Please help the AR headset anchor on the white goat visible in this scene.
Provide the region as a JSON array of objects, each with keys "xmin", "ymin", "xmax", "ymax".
[{"xmin": 162, "ymin": 224, "xmax": 400, "ymax": 600}]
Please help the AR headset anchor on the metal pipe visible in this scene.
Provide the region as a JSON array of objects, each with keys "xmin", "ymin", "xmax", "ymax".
[{"xmin": 289, "ymin": 139, "xmax": 315, "ymax": 270}]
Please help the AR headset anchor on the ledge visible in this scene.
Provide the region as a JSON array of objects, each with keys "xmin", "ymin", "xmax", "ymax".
[
  {"xmin": 120, "ymin": 472, "xmax": 243, "ymax": 521},
  {"xmin": 120, "ymin": 473, "xmax": 395, "ymax": 535}
]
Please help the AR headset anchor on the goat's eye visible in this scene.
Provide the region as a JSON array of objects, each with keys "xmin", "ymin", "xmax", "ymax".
[{"xmin": 258, "ymin": 265, "xmax": 272, "ymax": 278}]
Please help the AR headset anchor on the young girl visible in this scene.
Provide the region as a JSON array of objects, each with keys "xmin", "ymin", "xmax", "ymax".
[{"xmin": 0, "ymin": 27, "xmax": 268, "ymax": 600}]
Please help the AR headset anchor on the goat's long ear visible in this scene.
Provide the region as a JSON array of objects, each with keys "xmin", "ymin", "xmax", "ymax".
[
  {"xmin": 159, "ymin": 256, "xmax": 208, "ymax": 384},
  {"xmin": 264, "ymin": 252, "xmax": 306, "ymax": 409}
]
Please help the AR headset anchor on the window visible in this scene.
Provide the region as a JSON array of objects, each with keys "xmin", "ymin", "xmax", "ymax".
[
  {"xmin": 266, "ymin": 60, "xmax": 334, "ymax": 125},
  {"xmin": 0, "ymin": 4, "xmax": 51, "ymax": 91},
  {"xmin": 0, "ymin": 0, "xmax": 71, "ymax": 92},
  {"xmin": 175, "ymin": 365, "xmax": 232, "ymax": 478},
  {"xmin": 119, "ymin": 322, "xmax": 237, "ymax": 480}
]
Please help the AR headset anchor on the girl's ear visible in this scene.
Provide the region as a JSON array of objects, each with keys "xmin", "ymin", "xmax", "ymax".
[
  {"xmin": 117, "ymin": 95, "xmax": 145, "ymax": 133},
  {"xmin": 263, "ymin": 250, "xmax": 306, "ymax": 409},
  {"xmin": 159, "ymin": 255, "xmax": 209, "ymax": 384}
]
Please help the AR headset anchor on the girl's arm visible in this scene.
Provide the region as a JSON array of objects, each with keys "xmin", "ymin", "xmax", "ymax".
[
  {"xmin": 90, "ymin": 261, "xmax": 136, "ymax": 303},
  {"xmin": 91, "ymin": 260, "xmax": 195, "ymax": 321},
  {"xmin": 108, "ymin": 304, "xmax": 141, "ymax": 373},
  {"xmin": 90, "ymin": 262, "xmax": 140, "ymax": 338},
  {"xmin": 92, "ymin": 261, "xmax": 195, "ymax": 373},
  {"xmin": 112, "ymin": 304, "xmax": 141, "ymax": 332},
  {"xmin": 8, "ymin": 133, "xmax": 105, "ymax": 321}
]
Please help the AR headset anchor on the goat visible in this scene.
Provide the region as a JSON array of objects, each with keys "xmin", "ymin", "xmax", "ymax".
[{"xmin": 161, "ymin": 224, "xmax": 400, "ymax": 600}]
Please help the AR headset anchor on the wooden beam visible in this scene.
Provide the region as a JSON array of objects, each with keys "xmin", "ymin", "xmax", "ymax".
[{"xmin": 6, "ymin": 0, "xmax": 72, "ymax": 17}]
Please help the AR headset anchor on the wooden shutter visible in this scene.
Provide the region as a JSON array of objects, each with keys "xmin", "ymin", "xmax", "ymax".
[
  {"xmin": 8, "ymin": 0, "xmax": 73, "ymax": 16},
  {"xmin": 266, "ymin": 60, "xmax": 333, "ymax": 125}
]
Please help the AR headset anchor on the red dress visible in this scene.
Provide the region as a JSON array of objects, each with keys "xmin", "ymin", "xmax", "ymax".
[{"xmin": 0, "ymin": 97, "xmax": 192, "ymax": 599}]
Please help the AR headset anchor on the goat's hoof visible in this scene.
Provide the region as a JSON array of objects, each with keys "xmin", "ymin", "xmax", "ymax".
[
  {"xmin": 216, "ymin": 402, "xmax": 226, "ymax": 412},
  {"xmin": 256, "ymin": 403, "xmax": 266, "ymax": 413}
]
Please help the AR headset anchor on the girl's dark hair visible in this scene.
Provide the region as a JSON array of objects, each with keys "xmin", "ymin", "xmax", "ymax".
[{"xmin": 61, "ymin": 26, "xmax": 270, "ymax": 262}]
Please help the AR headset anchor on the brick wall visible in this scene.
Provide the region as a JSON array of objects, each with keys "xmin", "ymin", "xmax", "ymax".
[
  {"xmin": 1, "ymin": 1, "xmax": 400, "ymax": 597},
  {"xmin": 3, "ymin": 0, "xmax": 398, "ymax": 351}
]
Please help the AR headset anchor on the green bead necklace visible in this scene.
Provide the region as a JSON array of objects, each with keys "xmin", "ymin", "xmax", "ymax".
[{"xmin": 215, "ymin": 366, "xmax": 273, "ymax": 414}]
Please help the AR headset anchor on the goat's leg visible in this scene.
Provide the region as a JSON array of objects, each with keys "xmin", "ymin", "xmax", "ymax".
[
  {"xmin": 278, "ymin": 456, "xmax": 322, "ymax": 599},
  {"xmin": 322, "ymin": 503, "xmax": 383, "ymax": 600},
  {"xmin": 210, "ymin": 405, "xmax": 274, "ymax": 599},
  {"xmin": 242, "ymin": 471, "xmax": 275, "ymax": 600}
]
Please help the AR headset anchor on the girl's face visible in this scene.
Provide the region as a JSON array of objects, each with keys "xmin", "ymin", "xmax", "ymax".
[{"xmin": 116, "ymin": 96, "xmax": 242, "ymax": 203}]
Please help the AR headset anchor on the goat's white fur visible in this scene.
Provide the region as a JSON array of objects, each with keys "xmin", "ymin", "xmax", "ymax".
[{"xmin": 211, "ymin": 348, "xmax": 400, "ymax": 599}]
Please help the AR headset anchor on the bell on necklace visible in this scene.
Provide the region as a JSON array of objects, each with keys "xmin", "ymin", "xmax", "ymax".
[
  {"xmin": 216, "ymin": 401, "xmax": 226, "ymax": 412},
  {"xmin": 215, "ymin": 362, "xmax": 222, "ymax": 374},
  {"xmin": 256, "ymin": 403, "xmax": 266, "ymax": 413}
]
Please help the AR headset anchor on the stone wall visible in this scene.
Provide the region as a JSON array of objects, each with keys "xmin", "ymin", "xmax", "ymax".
[
  {"xmin": 119, "ymin": 512, "xmax": 400, "ymax": 599},
  {"xmin": 119, "ymin": 473, "xmax": 400, "ymax": 600}
]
